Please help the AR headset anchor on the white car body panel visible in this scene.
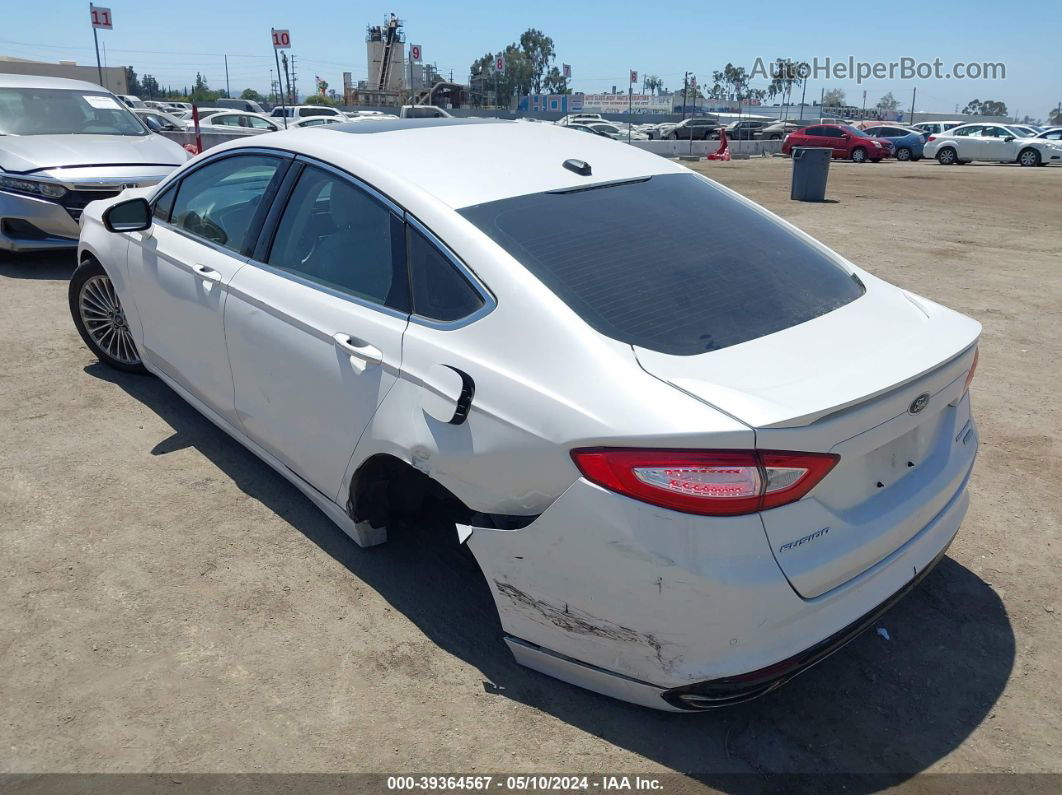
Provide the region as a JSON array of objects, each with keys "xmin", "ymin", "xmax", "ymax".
[
  {"xmin": 76, "ymin": 120, "xmax": 981, "ymax": 709},
  {"xmin": 923, "ymin": 123, "xmax": 1062, "ymax": 164}
]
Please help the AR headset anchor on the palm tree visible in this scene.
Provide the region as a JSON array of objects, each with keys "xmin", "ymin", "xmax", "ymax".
[{"xmin": 643, "ymin": 74, "xmax": 663, "ymax": 95}]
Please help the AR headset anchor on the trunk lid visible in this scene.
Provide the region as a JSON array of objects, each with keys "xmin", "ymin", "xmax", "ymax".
[{"xmin": 635, "ymin": 277, "xmax": 980, "ymax": 598}]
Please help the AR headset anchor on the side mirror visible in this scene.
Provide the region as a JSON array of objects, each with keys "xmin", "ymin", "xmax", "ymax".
[
  {"xmin": 143, "ymin": 115, "xmax": 163, "ymax": 132},
  {"xmin": 1004, "ymin": 136, "xmax": 1015, "ymax": 142},
  {"xmin": 841, "ymin": 133, "xmax": 850, "ymax": 139},
  {"xmin": 103, "ymin": 197, "xmax": 152, "ymax": 233}
]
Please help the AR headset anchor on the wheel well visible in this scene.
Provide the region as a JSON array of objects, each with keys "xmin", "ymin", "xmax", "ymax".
[{"xmin": 347, "ymin": 454, "xmax": 537, "ymax": 534}]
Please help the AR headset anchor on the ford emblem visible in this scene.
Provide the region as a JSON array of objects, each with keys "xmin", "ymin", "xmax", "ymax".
[{"xmin": 909, "ymin": 393, "xmax": 930, "ymax": 414}]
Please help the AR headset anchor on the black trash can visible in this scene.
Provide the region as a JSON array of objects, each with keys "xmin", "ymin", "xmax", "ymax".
[{"xmin": 790, "ymin": 147, "xmax": 832, "ymax": 202}]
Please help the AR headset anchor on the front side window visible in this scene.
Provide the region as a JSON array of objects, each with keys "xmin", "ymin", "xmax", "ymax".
[
  {"xmin": 408, "ymin": 228, "xmax": 485, "ymax": 322},
  {"xmin": 169, "ymin": 154, "xmax": 282, "ymax": 252},
  {"xmin": 248, "ymin": 116, "xmax": 277, "ymax": 130},
  {"xmin": 459, "ymin": 173, "xmax": 864, "ymax": 356},
  {"xmin": 266, "ymin": 166, "xmax": 408, "ymax": 311},
  {"xmin": 0, "ymin": 88, "xmax": 146, "ymax": 136}
]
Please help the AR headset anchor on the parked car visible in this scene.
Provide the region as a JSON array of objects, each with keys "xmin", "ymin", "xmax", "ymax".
[
  {"xmin": 911, "ymin": 121, "xmax": 963, "ymax": 137},
  {"xmin": 0, "ymin": 74, "xmax": 188, "ymax": 253},
  {"xmin": 923, "ymin": 123, "xmax": 1062, "ymax": 166},
  {"xmin": 556, "ymin": 113, "xmax": 606, "ymax": 127},
  {"xmin": 71, "ymin": 119, "xmax": 980, "ymax": 710},
  {"xmin": 165, "ymin": 101, "xmax": 192, "ymax": 112},
  {"xmin": 116, "ymin": 94, "xmax": 146, "ymax": 108},
  {"xmin": 213, "ymin": 97, "xmax": 267, "ymax": 114},
  {"xmin": 782, "ymin": 124, "xmax": 893, "ymax": 162},
  {"xmin": 1035, "ymin": 128, "xmax": 1062, "ymax": 141},
  {"xmin": 759, "ymin": 119, "xmax": 819, "ymax": 140},
  {"xmin": 666, "ymin": 117, "xmax": 721, "ymax": 140},
  {"xmin": 645, "ymin": 123, "xmax": 677, "ymax": 140},
  {"xmin": 132, "ymin": 107, "xmax": 187, "ymax": 132},
  {"xmin": 289, "ymin": 116, "xmax": 346, "ymax": 129},
  {"xmin": 197, "ymin": 111, "xmax": 280, "ymax": 135},
  {"xmin": 400, "ymin": 105, "xmax": 453, "ymax": 119},
  {"xmin": 725, "ymin": 120, "xmax": 770, "ymax": 140},
  {"xmin": 269, "ymin": 105, "xmax": 346, "ymax": 121},
  {"xmin": 861, "ymin": 125, "xmax": 925, "ymax": 161},
  {"xmin": 566, "ymin": 123, "xmax": 614, "ymax": 138}
]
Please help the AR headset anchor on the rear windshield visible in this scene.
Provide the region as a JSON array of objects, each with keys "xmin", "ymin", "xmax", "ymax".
[{"xmin": 459, "ymin": 173, "xmax": 863, "ymax": 355}]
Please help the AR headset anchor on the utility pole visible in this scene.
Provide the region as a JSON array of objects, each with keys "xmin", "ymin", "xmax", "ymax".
[
  {"xmin": 682, "ymin": 71, "xmax": 688, "ymax": 121},
  {"xmin": 224, "ymin": 54, "xmax": 230, "ymax": 98},
  {"xmin": 282, "ymin": 51, "xmax": 293, "ymax": 106},
  {"xmin": 798, "ymin": 77, "xmax": 807, "ymax": 121},
  {"xmin": 862, "ymin": 89, "xmax": 867, "ymax": 120},
  {"xmin": 289, "ymin": 55, "xmax": 297, "ymax": 103},
  {"xmin": 909, "ymin": 86, "xmax": 917, "ymax": 125},
  {"xmin": 819, "ymin": 86, "xmax": 824, "ymax": 110}
]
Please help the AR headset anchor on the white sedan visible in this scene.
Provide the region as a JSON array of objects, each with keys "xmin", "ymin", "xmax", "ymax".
[
  {"xmin": 923, "ymin": 122, "xmax": 1062, "ymax": 166},
  {"xmin": 71, "ymin": 120, "xmax": 980, "ymax": 710},
  {"xmin": 188, "ymin": 110, "xmax": 280, "ymax": 135}
]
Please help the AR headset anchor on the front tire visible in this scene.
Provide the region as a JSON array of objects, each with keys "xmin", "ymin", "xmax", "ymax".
[
  {"xmin": 936, "ymin": 147, "xmax": 958, "ymax": 165},
  {"xmin": 1018, "ymin": 148, "xmax": 1041, "ymax": 167},
  {"xmin": 69, "ymin": 258, "xmax": 147, "ymax": 374},
  {"xmin": 667, "ymin": 131, "xmax": 678, "ymax": 140},
  {"xmin": 851, "ymin": 147, "xmax": 868, "ymax": 163}
]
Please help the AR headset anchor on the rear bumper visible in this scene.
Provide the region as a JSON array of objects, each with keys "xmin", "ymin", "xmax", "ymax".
[
  {"xmin": 0, "ymin": 190, "xmax": 80, "ymax": 252},
  {"xmin": 469, "ymin": 455, "xmax": 972, "ymax": 711}
]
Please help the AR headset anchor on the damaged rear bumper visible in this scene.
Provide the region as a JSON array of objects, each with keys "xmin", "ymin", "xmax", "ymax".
[{"xmin": 466, "ymin": 474, "xmax": 968, "ymax": 711}]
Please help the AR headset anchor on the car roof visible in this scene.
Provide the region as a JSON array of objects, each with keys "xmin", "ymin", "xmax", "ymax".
[
  {"xmin": 207, "ymin": 118, "xmax": 685, "ymax": 210},
  {"xmin": 0, "ymin": 73, "xmax": 115, "ymax": 91}
]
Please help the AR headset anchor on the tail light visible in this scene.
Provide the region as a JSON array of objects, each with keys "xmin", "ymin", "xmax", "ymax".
[
  {"xmin": 963, "ymin": 348, "xmax": 979, "ymax": 393},
  {"xmin": 570, "ymin": 449, "xmax": 839, "ymax": 516},
  {"xmin": 927, "ymin": 135, "xmax": 936, "ymax": 142}
]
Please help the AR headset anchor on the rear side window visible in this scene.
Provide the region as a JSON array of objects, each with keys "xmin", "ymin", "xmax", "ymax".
[
  {"xmin": 459, "ymin": 173, "xmax": 864, "ymax": 355},
  {"xmin": 407, "ymin": 227, "xmax": 485, "ymax": 322},
  {"xmin": 266, "ymin": 165, "xmax": 409, "ymax": 311}
]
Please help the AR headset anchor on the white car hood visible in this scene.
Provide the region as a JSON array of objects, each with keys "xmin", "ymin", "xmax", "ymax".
[
  {"xmin": 0, "ymin": 133, "xmax": 187, "ymax": 174},
  {"xmin": 635, "ymin": 274, "xmax": 981, "ymax": 429}
]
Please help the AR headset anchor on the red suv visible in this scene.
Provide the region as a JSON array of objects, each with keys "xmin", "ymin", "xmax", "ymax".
[{"xmin": 782, "ymin": 123, "xmax": 894, "ymax": 163}]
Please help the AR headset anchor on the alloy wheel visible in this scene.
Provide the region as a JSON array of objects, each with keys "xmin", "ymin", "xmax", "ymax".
[{"xmin": 79, "ymin": 274, "xmax": 141, "ymax": 366}]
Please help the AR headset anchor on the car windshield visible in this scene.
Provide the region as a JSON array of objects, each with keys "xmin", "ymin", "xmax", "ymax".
[
  {"xmin": 460, "ymin": 173, "xmax": 864, "ymax": 356},
  {"xmin": 0, "ymin": 87, "xmax": 147, "ymax": 136}
]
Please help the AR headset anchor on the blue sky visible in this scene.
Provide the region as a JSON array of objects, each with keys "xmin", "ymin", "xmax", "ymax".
[{"xmin": 4, "ymin": 0, "xmax": 1059, "ymax": 119}]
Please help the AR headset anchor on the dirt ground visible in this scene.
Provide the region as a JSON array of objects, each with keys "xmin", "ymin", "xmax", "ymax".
[{"xmin": 1, "ymin": 156, "xmax": 1060, "ymax": 789}]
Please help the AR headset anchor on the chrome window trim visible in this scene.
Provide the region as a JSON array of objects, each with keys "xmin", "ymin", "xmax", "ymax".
[
  {"xmin": 150, "ymin": 146, "xmax": 297, "ymax": 195},
  {"xmin": 291, "ymin": 155, "xmax": 403, "ymax": 216},
  {"xmin": 404, "ymin": 213, "xmax": 497, "ymax": 331},
  {"xmin": 234, "ymin": 256, "xmax": 412, "ymax": 323},
  {"xmin": 150, "ymin": 217, "xmax": 256, "ymax": 264}
]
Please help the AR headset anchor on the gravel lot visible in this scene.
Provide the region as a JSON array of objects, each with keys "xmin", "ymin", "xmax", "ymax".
[{"xmin": 1, "ymin": 156, "xmax": 1059, "ymax": 787}]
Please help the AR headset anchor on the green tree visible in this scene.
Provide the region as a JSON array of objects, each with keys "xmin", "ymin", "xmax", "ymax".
[
  {"xmin": 304, "ymin": 95, "xmax": 337, "ymax": 106},
  {"xmin": 124, "ymin": 66, "xmax": 140, "ymax": 95},
  {"xmin": 190, "ymin": 72, "xmax": 220, "ymax": 104},
  {"xmin": 543, "ymin": 66, "xmax": 569, "ymax": 94},
  {"xmin": 140, "ymin": 75, "xmax": 160, "ymax": 99},
  {"xmin": 822, "ymin": 88, "xmax": 846, "ymax": 107},
  {"xmin": 519, "ymin": 29, "xmax": 555, "ymax": 94},
  {"xmin": 643, "ymin": 74, "xmax": 663, "ymax": 95},
  {"xmin": 876, "ymin": 91, "xmax": 900, "ymax": 114},
  {"xmin": 766, "ymin": 58, "xmax": 808, "ymax": 115},
  {"xmin": 240, "ymin": 88, "xmax": 264, "ymax": 102},
  {"xmin": 1049, "ymin": 106, "xmax": 1062, "ymax": 125}
]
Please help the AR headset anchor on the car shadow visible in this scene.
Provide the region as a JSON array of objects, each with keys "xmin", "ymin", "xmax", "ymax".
[
  {"xmin": 87, "ymin": 364, "xmax": 1015, "ymax": 790},
  {"xmin": 0, "ymin": 251, "xmax": 77, "ymax": 280}
]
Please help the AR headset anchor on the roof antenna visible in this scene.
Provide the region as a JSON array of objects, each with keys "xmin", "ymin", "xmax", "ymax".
[{"xmin": 563, "ymin": 159, "xmax": 592, "ymax": 176}]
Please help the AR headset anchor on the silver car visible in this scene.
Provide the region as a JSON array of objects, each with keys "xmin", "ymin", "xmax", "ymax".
[{"xmin": 0, "ymin": 74, "xmax": 188, "ymax": 253}]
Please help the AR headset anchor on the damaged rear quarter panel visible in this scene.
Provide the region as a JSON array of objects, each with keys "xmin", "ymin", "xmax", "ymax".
[{"xmin": 466, "ymin": 478, "xmax": 797, "ymax": 688}]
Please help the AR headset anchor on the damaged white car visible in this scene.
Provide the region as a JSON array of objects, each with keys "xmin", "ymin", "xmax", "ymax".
[{"xmin": 71, "ymin": 118, "xmax": 980, "ymax": 710}]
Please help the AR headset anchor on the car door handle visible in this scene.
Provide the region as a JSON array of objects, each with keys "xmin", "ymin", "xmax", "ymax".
[
  {"xmin": 193, "ymin": 264, "xmax": 222, "ymax": 282},
  {"xmin": 332, "ymin": 334, "xmax": 383, "ymax": 366}
]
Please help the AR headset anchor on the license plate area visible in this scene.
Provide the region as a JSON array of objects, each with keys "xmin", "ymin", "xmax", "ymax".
[{"xmin": 864, "ymin": 426, "xmax": 921, "ymax": 489}]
